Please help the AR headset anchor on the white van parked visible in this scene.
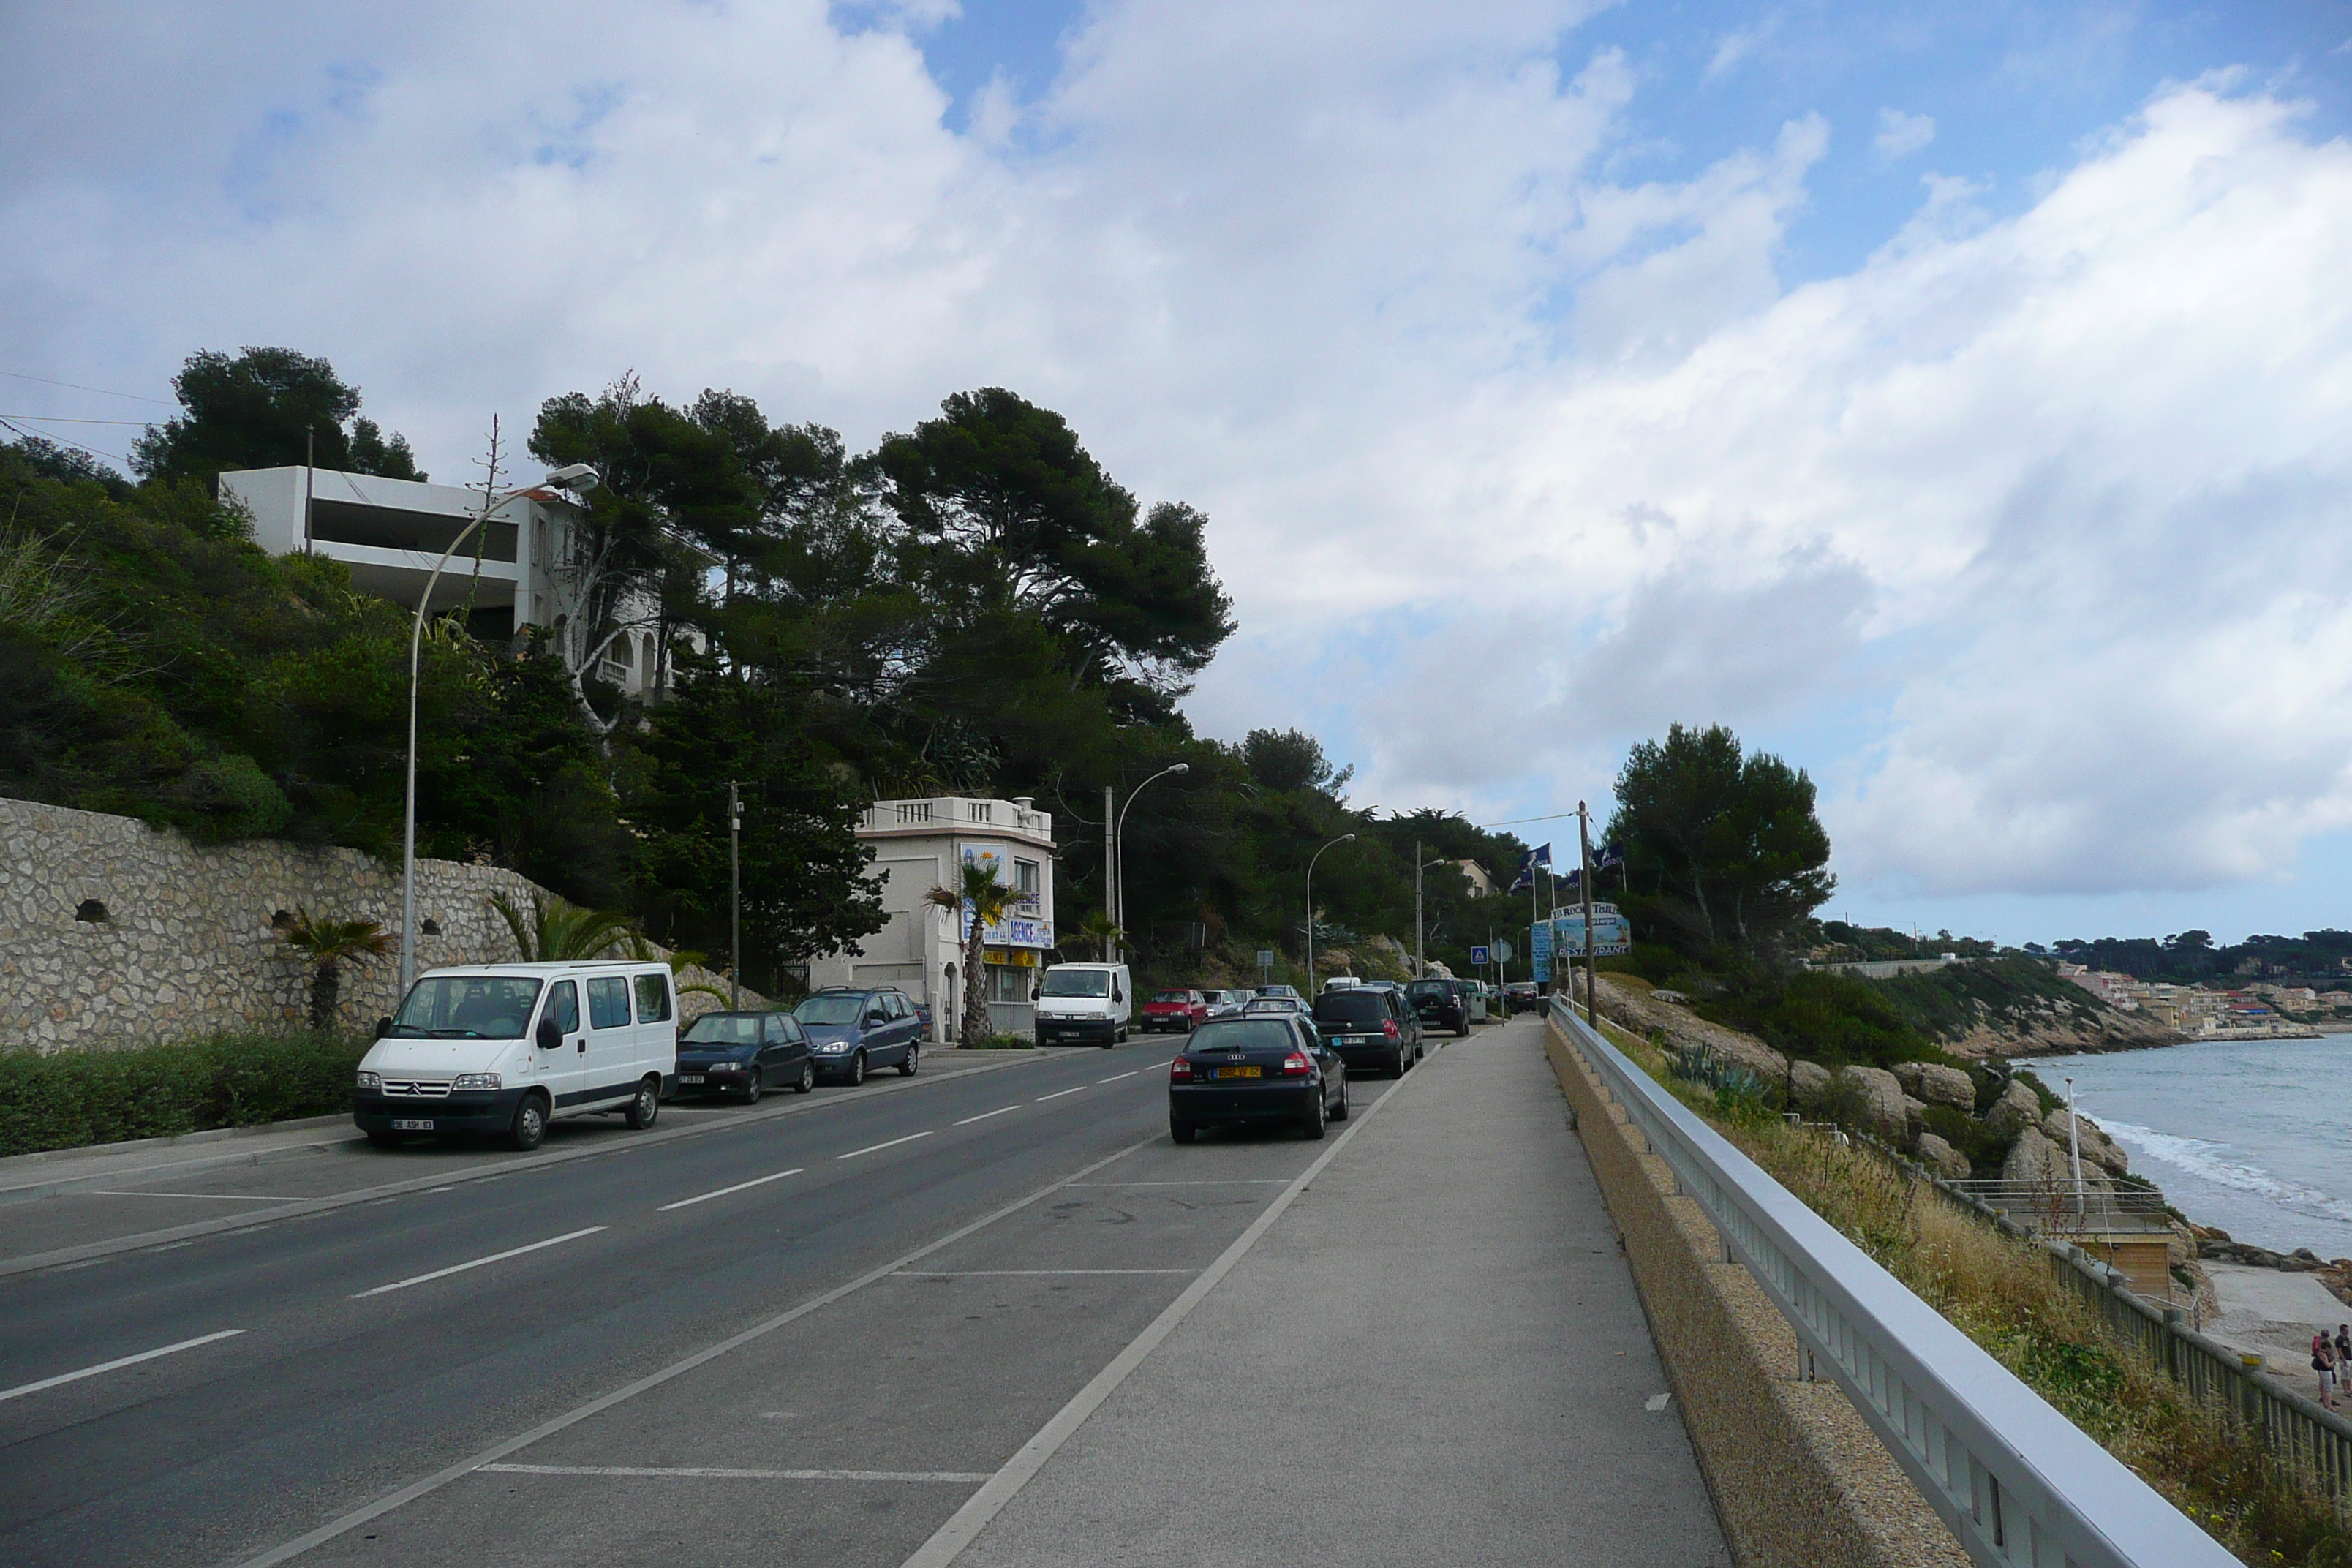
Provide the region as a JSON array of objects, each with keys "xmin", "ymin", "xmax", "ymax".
[
  {"xmin": 1033, "ymin": 962, "xmax": 1133, "ymax": 1049},
  {"xmin": 355, "ymin": 961, "xmax": 679, "ymax": 1150}
]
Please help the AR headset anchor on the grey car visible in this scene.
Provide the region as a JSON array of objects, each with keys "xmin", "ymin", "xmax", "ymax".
[{"xmin": 793, "ymin": 987, "xmax": 924, "ymax": 1085}]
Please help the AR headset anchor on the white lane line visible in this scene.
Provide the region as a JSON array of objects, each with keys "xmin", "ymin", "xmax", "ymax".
[
  {"xmin": 1063, "ymin": 1180, "xmax": 1291, "ymax": 1187},
  {"xmin": 954, "ymin": 1106, "xmax": 1020, "ymax": 1127},
  {"xmin": 900, "ymin": 1040, "xmax": 1427, "ymax": 1568},
  {"xmin": 657, "ymin": 1169, "xmax": 804, "ymax": 1213},
  {"xmin": 225, "ymin": 1136, "xmax": 1157, "ymax": 1568},
  {"xmin": 895, "ymin": 1270, "xmax": 1194, "ymax": 1278},
  {"xmin": 91, "ymin": 1191, "xmax": 306, "ymax": 1202},
  {"xmin": 1034, "ymin": 1086, "xmax": 1085, "ymax": 1102},
  {"xmin": 350, "ymin": 1228, "xmax": 606, "ymax": 1299},
  {"xmin": 0, "ymin": 1329, "xmax": 246, "ymax": 1404},
  {"xmin": 836, "ymin": 1131, "xmax": 934, "ymax": 1161},
  {"xmin": 1096, "ymin": 1071, "xmax": 1137, "ymax": 1084},
  {"xmin": 481, "ymin": 1463, "xmax": 991, "ymax": 1482}
]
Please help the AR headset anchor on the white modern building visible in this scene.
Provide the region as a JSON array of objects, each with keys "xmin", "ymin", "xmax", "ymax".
[
  {"xmin": 808, "ymin": 796, "xmax": 1057, "ymax": 1042},
  {"xmin": 217, "ymin": 465, "xmax": 674, "ymax": 697}
]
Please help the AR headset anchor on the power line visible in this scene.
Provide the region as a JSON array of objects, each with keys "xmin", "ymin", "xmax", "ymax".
[
  {"xmin": 0, "ymin": 369, "xmax": 171, "ymax": 404},
  {"xmin": 1475, "ymin": 811, "xmax": 1586, "ymax": 829},
  {"xmin": 0, "ymin": 414, "xmax": 148, "ymax": 425},
  {"xmin": 0, "ymin": 415, "xmax": 132, "ymax": 466}
]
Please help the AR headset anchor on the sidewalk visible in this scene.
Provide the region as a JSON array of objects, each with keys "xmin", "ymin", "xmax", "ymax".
[{"xmin": 952, "ymin": 1016, "xmax": 1732, "ymax": 1567}]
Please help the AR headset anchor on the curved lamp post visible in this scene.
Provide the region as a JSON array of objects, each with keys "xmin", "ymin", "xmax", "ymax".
[
  {"xmin": 1111, "ymin": 761, "xmax": 1189, "ymax": 964},
  {"xmin": 398, "ymin": 463, "xmax": 599, "ymax": 994},
  {"xmin": 1303, "ymin": 832, "xmax": 1356, "ymax": 994}
]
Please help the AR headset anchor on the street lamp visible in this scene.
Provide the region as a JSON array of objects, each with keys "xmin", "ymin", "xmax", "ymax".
[
  {"xmin": 1303, "ymin": 833, "xmax": 1356, "ymax": 993},
  {"xmin": 1414, "ymin": 844, "xmax": 1447, "ymax": 979},
  {"xmin": 398, "ymin": 464, "xmax": 600, "ymax": 994},
  {"xmin": 1111, "ymin": 762, "xmax": 1189, "ymax": 964}
]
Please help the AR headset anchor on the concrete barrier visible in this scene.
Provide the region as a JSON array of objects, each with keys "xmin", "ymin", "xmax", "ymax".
[{"xmin": 1541, "ymin": 1015, "xmax": 1967, "ymax": 1568}]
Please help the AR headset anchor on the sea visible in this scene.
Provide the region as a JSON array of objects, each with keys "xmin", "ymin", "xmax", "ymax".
[{"xmin": 2018, "ymin": 1035, "xmax": 2352, "ymax": 1260}]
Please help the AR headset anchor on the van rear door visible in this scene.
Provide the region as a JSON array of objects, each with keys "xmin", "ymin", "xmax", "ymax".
[{"xmin": 633, "ymin": 970, "xmax": 677, "ymax": 1086}]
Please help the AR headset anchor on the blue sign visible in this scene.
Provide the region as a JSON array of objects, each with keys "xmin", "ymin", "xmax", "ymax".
[
  {"xmin": 1550, "ymin": 903, "xmax": 1634, "ymax": 958},
  {"xmin": 1469, "ymin": 944, "xmax": 1491, "ymax": 967},
  {"xmin": 1530, "ymin": 921, "xmax": 1552, "ymax": 982}
]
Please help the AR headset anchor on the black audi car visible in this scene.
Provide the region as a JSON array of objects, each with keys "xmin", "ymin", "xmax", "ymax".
[
  {"xmin": 1404, "ymin": 978, "xmax": 1469, "ymax": 1037},
  {"xmin": 1169, "ymin": 1016, "xmax": 1348, "ymax": 1142}
]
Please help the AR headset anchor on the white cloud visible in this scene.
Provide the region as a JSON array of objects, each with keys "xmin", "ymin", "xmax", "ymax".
[
  {"xmin": 1874, "ymin": 107, "xmax": 1935, "ymax": 161},
  {"xmin": 2, "ymin": 7, "xmax": 2348, "ymax": 906}
]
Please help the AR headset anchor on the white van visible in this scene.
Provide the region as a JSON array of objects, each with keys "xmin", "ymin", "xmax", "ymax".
[
  {"xmin": 1033, "ymin": 962, "xmax": 1133, "ymax": 1049},
  {"xmin": 355, "ymin": 961, "xmax": 679, "ymax": 1150}
]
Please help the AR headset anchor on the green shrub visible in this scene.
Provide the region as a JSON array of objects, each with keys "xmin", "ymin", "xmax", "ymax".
[
  {"xmin": 973, "ymin": 1033, "xmax": 1036, "ymax": 1051},
  {"xmin": 0, "ymin": 1033, "xmax": 366, "ymax": 1156},
  {"xmin": 1695, "ymin": 970, "xmax": 1942, "ymax": 1071}
]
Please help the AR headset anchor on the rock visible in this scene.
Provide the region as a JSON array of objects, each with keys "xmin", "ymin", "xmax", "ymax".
[
  {"xmin": 1650, "ymin": 990, "xmax": 1687, "ymax": 1005},
  {"xmin": 2039, "ymin": 1110, "xmax": 2130, "ymax": 1176},
  {"xmin": 1999, "ymin": 1125, "xmax": 2066, "ymax": 1187},
  {"xmin": 1984, "ymin": 1079, "xmax": 2043, "ymax": 1139},
  {"xmin": 1587, "ymin": 976, "xmax": 1789, "ymax": 1080},
  {"xmin": 1901, "ymin": 1093, "xmax": 1929, "ymax": 1139},
  {"xmin": 1915, "ymin": 1132, "xmax": 1972, "ymax": 1180},
  {"xmin": 1836, "ymin": 1065, "xmax": 1907, "ymax": 1141},
  {"xmin": 1915, "ymin": 1064, "xmax": 1976, "ymax": 1111},
  {"xmin": 1788, "ymin": 1060, "xmax": 1831, "ymax": 1108}
]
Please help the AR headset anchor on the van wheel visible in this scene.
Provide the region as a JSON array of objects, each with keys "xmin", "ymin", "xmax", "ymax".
[
  {"xmin": 508, "ymin": 1094, "xmax": 548, "ymax": 1152},
  {"xmin": 848, "ymin": 1052, "xmax": 867, "ymax": 1086},
  {"xmin": 898, "ymin": 1043, "xmax": 919, "ymax": 1077},
  {"xmin": 623, "ymin": 1079, "xmax": 660, "ymax": 1129},
  {"xmin": 793, "ymin": 1061, "xmax": 815, "ymax": 1094}
]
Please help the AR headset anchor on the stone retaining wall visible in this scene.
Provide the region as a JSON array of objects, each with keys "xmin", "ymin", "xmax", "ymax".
[
  {"xmin": 1, "ymin": 796, "xmax": 755, "ymax": 1051},
  {"xmin": 1542, "ymin": 1013, "xmax": 1966, "ymax": 1568}
]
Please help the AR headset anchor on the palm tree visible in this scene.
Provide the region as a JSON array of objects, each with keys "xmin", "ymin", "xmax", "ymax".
[
  {"xmin": 490, "ymin": 889, "xmax": 638, "ymax": 962},
  {"xmin": 1069, "ymin": 909, "xmax": 1123, "ymax": 963},
  {"xmin": 925, "ymin": 860, "xmax": 1014, "ymax": 1047},
  {"xmin": 278, "ymin": 910, "xmax": 393, "ymax": 1032}
]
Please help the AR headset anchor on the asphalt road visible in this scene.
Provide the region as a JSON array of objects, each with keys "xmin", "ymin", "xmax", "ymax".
[{"xmin": 0, "ymin": 1040, "xmax": 1411, "ymax": 1568}]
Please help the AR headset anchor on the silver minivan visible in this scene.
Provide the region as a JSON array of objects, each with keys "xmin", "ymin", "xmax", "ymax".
[{"xmin": 355, "ymin": 961, "xmax": 678, "ymax": 1150}]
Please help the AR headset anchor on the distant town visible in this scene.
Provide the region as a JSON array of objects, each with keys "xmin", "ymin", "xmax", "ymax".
[{"xmin": 2055, "ymin": 965, "xmax": 2345, "ymax": 1039}]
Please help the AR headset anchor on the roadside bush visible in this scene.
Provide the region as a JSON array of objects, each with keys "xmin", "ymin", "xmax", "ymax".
[{"xmin": 0, "ymin": 1033, "xmax": 365, "ymax": 1156}]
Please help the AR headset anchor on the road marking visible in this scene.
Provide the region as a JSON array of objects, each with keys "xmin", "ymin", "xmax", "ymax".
[
  {"xmin": 657, "ymin": 1169, "xmax": 804, "ymax": 1212},
  {"xmin": 350, "ymin": 1228, "xmax": 606, "ymax": 1298},
  {"xmin": 480, "ymin": 1463, "xmax": 992, "ymax": 1482},
  {"xmin": 91, "ymin": 1190, "xmax": 306, "ymax": 1202},
  {"xmin": 837, "ymin": 1131, "xmax": 934, "ymax": 1161},
  {"xmin": 896, "ymin": 1270, "xmax": 1194, "ymax": 1278},
  {"xmin": 900, "ymin": 1041, "xmax": 1426, "ymax": 1568},
  {"xmin": 1034, "ymin": 1086, "xmax": 1085, "ymax": 1102},
  {"xmin": 954, "ymin": 1106, "xmax": 1019, "ymax": 1126},
  {"xmin": 1063, "ymin": 1180, "xmax": 1291, "ymax": 1187},
  {"xmin": 0, "ymin": 1329, "xmax": 246, "ymax": 1404},
  {"xmin": 1096, "ymin": 1071, "xmax": 1137, "ymax": 1083},
  {"xmin": 225, "ymin": 1136, "xmax": 1157, "ymax": 1568},
  {"xmin": 1646, "ymin": 1392, "xmax": 1672, "ymax": 1411}
]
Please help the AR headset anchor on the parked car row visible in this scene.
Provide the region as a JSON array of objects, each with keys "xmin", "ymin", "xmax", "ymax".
[{"xmin": 1169, "ymin": 978, "xmax": 1462, "ymax": 1142}]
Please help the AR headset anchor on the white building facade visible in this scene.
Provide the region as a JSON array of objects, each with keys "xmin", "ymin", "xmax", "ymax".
[
  {"xmin": 809, "ymin": 796, "xmax": 1056, "ymax": 1042},
  {"xmin": 217, "ymin": 465, "xmax": 674, "ymax": 697}
]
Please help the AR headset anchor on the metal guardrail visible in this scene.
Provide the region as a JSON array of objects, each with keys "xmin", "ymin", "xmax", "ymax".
[{"xmin": 1550, "ymin": 999, "xmax": 2235, "ymax": 1567}]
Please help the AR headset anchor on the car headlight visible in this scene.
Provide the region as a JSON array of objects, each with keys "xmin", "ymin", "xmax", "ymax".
[
  {"xmin": 452, "ymin": 1073, "xmax": 501, "ymax": 1090},
  {"xmin": 355, "ymin": 1070, "xmax": 380, "ymax": 1090},
  {"xmin": 818, "ymin": 1042, "xmax": 849, "ymax": 1053}
]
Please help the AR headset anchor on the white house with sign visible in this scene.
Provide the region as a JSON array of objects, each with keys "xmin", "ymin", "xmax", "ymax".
[{"xmin": 807, "ymin": 796, "xmax": 1056, "ymax": 1042}]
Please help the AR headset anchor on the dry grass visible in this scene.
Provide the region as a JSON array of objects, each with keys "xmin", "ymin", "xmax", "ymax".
[{"xmin": 1586, "ymin": 1014, "xmax": 2352, "ymax": 1567}]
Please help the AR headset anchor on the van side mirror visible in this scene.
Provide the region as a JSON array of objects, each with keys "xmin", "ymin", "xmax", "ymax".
[
  {"xmin": 374, "ymin": 1017, "xmax": 393, "ymax": 1040},
  {"xmin": 536, "ymin": 1017, "xmax": 562, "ymax": 1050},
  {"xmin": 1031, "ymin": 986, "xmax": 1041, "ymax": 1002}
]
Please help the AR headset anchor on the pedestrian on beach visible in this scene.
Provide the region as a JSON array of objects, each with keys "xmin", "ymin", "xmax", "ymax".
[{"xmin": 2315, "ymin": 1333, "xmax": 2340, "ymax": 1412}]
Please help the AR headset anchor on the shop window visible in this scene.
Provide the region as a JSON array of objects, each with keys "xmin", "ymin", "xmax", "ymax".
[{"xmin": 986, "ymin": 964, "xmax": 1027, "ymax": 1003}]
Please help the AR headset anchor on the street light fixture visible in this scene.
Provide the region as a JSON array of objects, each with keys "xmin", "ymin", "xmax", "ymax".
[
  {"xmin": 1111, "ymin": 762, "xmax": 1189, "ymax": 964},
  {"xmin": 1304, "ymin": 832, "xmax": 1356, "ymax": 994},
  {"xmin": 397, "ymin": 465, "xmax": 600, "ymax": 994},
  {"xmin": 1414, "ymin": 846, "xmax": 1447, "ymax": 979}
]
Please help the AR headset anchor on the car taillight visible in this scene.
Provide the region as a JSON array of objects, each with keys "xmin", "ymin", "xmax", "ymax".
[
  {"xmin": 1170, "ymin": 1058, "xmax": 1192, "ymax": 1081},
  {"xmin": 1383, "ymin": 1020, "xmax": 1399, "ymax": 1041},
  {"xmin": 1282, "ymin": 1052, "xmax": 1311, "ymax": 1077}
]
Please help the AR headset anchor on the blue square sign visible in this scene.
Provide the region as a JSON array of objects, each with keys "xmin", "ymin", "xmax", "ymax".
[{"xmin": 1469, "ymin": 944, "xmax": 1490, "ymax": 966}]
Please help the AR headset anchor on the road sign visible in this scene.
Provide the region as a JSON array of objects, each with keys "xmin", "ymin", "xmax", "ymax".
[
  {"xmin": 1469, "ymin": 944, "xmax": 1490, "ymax": 967},
  {"xmin": 1256, "ymin": 949, "xmax": 1275, "ymax": 968},
  {"xmin": 1493, "ymin": 938, "xmax": 1514, "ymax": 964},
  {"xmin": 1530, "ymin": 922, "xmax": 1552, "ymax": 982}
]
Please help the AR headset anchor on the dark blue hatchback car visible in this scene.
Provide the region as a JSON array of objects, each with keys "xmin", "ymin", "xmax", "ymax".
[{"xmin": 792, "ymin": 987, "xmax": 924, "ymax": 1085}]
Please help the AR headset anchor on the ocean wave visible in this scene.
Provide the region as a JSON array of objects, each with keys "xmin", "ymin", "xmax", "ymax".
[{"xmin": 2097, "ymin": 1119, "xmax": 2352, "ymax": 1226}]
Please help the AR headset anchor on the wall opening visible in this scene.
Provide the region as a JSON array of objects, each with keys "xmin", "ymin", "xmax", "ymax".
[{"xmin": 75, "ymin": 899, "xmax": 110, "ymax": 924}]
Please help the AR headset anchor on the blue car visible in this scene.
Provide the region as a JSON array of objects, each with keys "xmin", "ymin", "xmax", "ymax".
[{"xmin": 792, "ymin": 987, "xmax": 924, "ymax": 1085}]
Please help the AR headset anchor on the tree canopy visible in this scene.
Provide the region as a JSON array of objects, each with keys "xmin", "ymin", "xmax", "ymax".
[{"xmin": 132, "ymin": 348, "xmax": 423, "ymax": 486}]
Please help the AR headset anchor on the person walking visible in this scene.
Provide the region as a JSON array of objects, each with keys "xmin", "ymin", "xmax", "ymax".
[{"xmin": 2315, "ymin": 1332, "xmax": 2340, "ymax": 1412}]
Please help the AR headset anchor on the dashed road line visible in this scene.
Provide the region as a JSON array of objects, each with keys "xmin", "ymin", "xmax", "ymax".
[
  {"xmin": 350, "ymin": 1228, "xmax": 606, "ymax": 1299},
  {"xmin": 480, "ymin": 1463, "xmax": 991, "ymax": 1482},
  {"xmin": 0, "ymin": 1329, "xmax": 246, "ymax": 1404},
  {"xmin": 837, "ymin": 1131, "xmax": 935, "ymax": 1161},
  {"xmin": 1096, "ymin": 1071, "xmax": 1137, "ymax": 1084},
  {"xmin": 1035, "ymin": 1087, "xmax": 1086, "ymax": 1103},
  {"xmin": 657, "ymin": 1169, "xmax": 804, "ymax": 1212},
  {"xmin": 954, "ymin": 1106, "xmax": 1020, "ymax": 1126}
]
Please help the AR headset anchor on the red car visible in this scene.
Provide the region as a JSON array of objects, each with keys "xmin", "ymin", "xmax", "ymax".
[{"xmin": 1142, "ymin": 988, "xmax": 1210, "ymax": 1033}]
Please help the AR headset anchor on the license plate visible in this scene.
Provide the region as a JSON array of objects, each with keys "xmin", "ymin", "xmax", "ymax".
[
  {"xmin": 391, "ymin": 1118, "xmax": 434, "ymax": 1131},
  {"xmin": 1348, "ymin": 1036, "xmax": 1371, "ymax": 1046},
  {"xmin": 680, "ymin": 1074, "xmax": 706, "ymax": 1083},
  {"xmin": 1213, "ymin": 1066, "xmax": 1262, "ymax": 1079}
]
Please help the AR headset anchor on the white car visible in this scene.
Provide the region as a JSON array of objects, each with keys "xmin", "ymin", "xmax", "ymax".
[{"xmin": 355, "ymin": 961, "xmax": 678, "ymax": 1150}]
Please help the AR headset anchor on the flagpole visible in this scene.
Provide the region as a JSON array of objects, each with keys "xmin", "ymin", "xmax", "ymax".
[{"xmin": 1578, "ymin": 804, "xmax": 1598, "ymax": 1028}]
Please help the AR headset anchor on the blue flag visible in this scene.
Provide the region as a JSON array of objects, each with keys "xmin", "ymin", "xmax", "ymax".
[
  {"xmin": 1559, "ymin": 866, "xmax": 1580, "ymax": 889},
  {"xmin": 1507, "ymin": 866, "xmax": 1534, "ymax": 894},
  {"xmin": 1598, "ymin": 840, "xmax": 1624, "ymax": 870}
]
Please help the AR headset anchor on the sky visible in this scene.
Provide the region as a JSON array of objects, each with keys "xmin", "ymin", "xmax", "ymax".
[{"xmin": 4, "ymin": 1, "xmax": 2352, "ymax": 947}]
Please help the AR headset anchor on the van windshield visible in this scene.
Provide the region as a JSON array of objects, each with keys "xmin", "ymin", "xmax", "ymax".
[
  {"xmin": 1041, "ymin": 970, "xmax": 1111, "ymax": 998},
  {"xmin": 390, "ymin": 976, "xmax": 543, "ymax": 1039}
]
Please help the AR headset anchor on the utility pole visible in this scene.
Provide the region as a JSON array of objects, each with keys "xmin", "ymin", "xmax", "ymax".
[
  {"xmin": 303, "ymin": 429, "xmax": 315, "ymax": 556},
  {"xmin": 1414, "ymin": 839, "xmax": 1424, "ymax": 979},
  {"xmin": 728, "ymin": 780, "xmax": 742, "ymax": 1011},
  {"xmin": 1103, "ymin": 784, "xmax": 1117, "ymax": 964},
  {"xmin": 1578, "ymin": 802, "xmax": 1598, "ymax": 1028}
]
